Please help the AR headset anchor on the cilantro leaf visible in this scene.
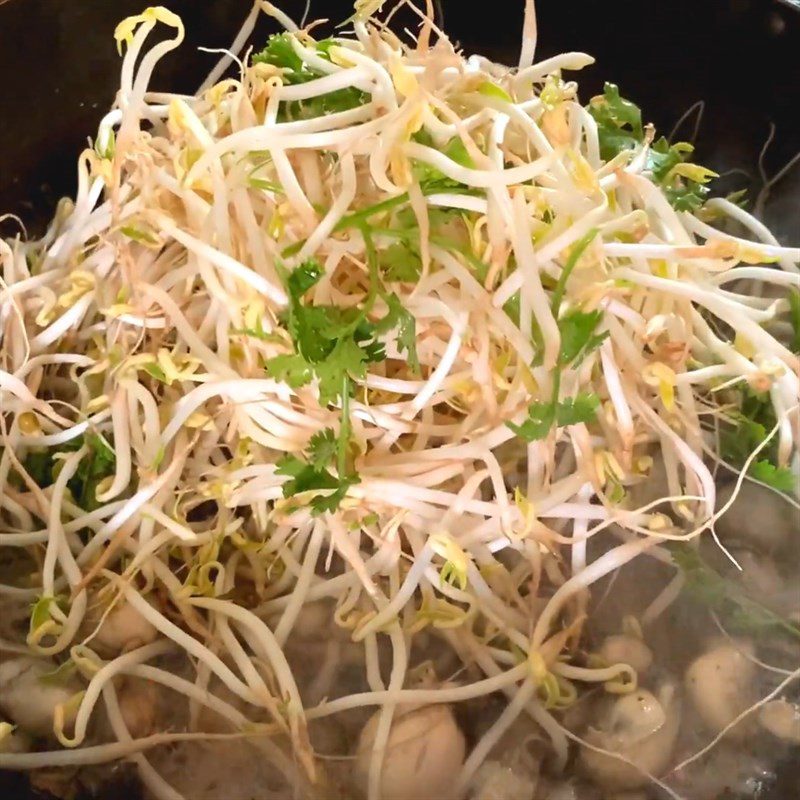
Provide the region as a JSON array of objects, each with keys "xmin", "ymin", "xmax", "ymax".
[
  {"xmin": 268, "ymin": 252, "xmax": 420, "ymax": 402},
  {"xmin": 252, "ymin": 34, "xmax": 368, "ymax": 121},
  {"xmin": 586, "ymin": 83, "xmax": 643, "ymax": 162},
  {"xmin": 286, "ymin": 258, "xmax": 323, "ymax": 299},
  {"xmin": 381, "ymin": 243, "xmax": 422, "ymax": 282},
  {"xmin": 550, "ymin": 229, "xmax": 599, "ymax": 316},
  {"xmin": 558, "ymin": 309, "xmax": 608, "ymax": 366},
  {"xmin": 586, "ymin": 87, "xmax": 716, "ymax": 212},
  {"xmin": 720, "ymin": 388, "xmax": 793, "ymax": 492},
  {"xmin": 509, "ymin": 393, "xmax": 600, "ymax": 442},
  {"xmin": 748, "ymin": 460, "xmax": 796, "ymax": 493},
  {"xmin": 647, "ymin": 137, "xmax": 691, "ymax": 183},
  {"xmin": 555, "ymin": 393, "xmax": 600, "ymax": 426},
  {"xmin": 662, "ymin": 183, "xmax": 709, "ymax": 213},
  {"xmin": 276, "ymin": 416, "xmax": 359, "ymax": 515},
  {"xmin": 377, "ymin": 293, "xmax": 420, "ymax": 373},
  {"xmin": 72, "ymin": 434, "xmax": 116, "ymax": 510},
  {"xmin": 308, "ymin": 478, "xmax": 359, "ymax": 515},
  {"xmin": 507, "ymin": 401, "xmax": 555, "ymax": 442},
  {"xmin": 720, "ymin": 411, "xmax": 767, "ymax": 468},
  {"xmin": 307, "ymin": 428, "xmax": 338, "ymax": 470},
  {"xmin": 265, "ymin": 352, "xmax": 314, "ymax": 388},
  {"xmin": 508, "ymin": 230, "xmax": 604, "ymax": 443},
  {"xmin": 252, "ymin": 32, "xmax": 304, "ymax": 73},
  {"xmin": 549, "ymin": 231, "xmax": 607, "ymax": 369},
  {"xmin": 313, "ymin": 337, "xmax": 372, "ymax": 405},
  {"xmin": 648, "ymin": 138, "xmax": 715, "ymax": 212},
  {"xmin": 276, "ymin": 455, "xmax": 340, "ymax": 495},
  {"xmin": 268, "ymin": 257, "xmax": 382, "ymax": 404}
]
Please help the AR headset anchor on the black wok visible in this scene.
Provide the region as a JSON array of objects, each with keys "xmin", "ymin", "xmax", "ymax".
[{"xmin": 0, "ymin": 1, "xmax": 797, "ymax": 797}]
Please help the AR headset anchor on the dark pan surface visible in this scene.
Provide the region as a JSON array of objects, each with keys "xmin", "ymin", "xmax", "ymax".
[{"xmin": 0, "ymin": 0, "xmax": 798, "ymax": 798}]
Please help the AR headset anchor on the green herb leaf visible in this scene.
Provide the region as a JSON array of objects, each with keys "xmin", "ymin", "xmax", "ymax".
[
  {"xmin": 670, "ymin": 543, "xmax": 800, "ymax": 642},
  {"xmin": 381, "ymin": 242, "xmax": 422, "ymax": 282},
  {"xmin": 252, "ymin": 33, "xmax": 304, "ymax": 72},
  {"xmin": 508, "ymin": 401, "xmax": 556, "ymax": 442},
  {"xmin": 550, "ymin": 229, "xmax": 599, "ymax": 316},
  {"xmin": 18, "ymin": 449, "xmax": 55, "ymax": 488},
  {"xmin": 268, "ymin": 257, "xmax": 381, "ymax": 403},
  {"xmin": 308, "ymin": 478, "xmax": 359, "ymax": 515},
  {"xmin": 276, "ymin": 455, "xmax": 340, "ymax": 495},
  {"xmin": 586, "ymin": 83, "xmax": 643, "ymax": 162},
  {"xmin": 265, "ymin": 352, "xmax": 315, "ymax": 388},
  {"xmin": 662, "ymin": 183, "xmax": 709, "ymax": 212},
  {"xmin": 313, "ymin": 337, "xmax": 372, "ymax": 405},
  {"xmin": 508, "ymin": 228, "xmax": 604, "ymax": 444},
  {"xmin": 555, "ymin": 393, "xmax": 600, "ymax": 426},
  {"xmin": 286, "ymin": 257, "xmax": 324, "ymax": 300},
  {"xmin": 748, "ymin": 460, "xmax": 796, "ymax": 493},
  {"xmin": 72, "ymin": 434, "xmax": 116, "ymax": 510},
  {"xmin": 720, "ymin": 388, "xmax": 793, "ymax": 492},
  {"xmin": 647, "ymin": 136, "xmax": 717, "ymax": 211},
  {"xmin": 12, "ymin": 435, "xmax": 116, "ymax": 510},
  {"xmin": 268, "ymin": 253, "xmax": 412, "ymax": 403},
  {"xmin": 306, "ymin": 428, "xmax": 338, "ymax": 470},
  {"xmin": 509, "ymin": 392, "xmax": 600, "ymax": 443},
  {"xmin": 648, "ymin": 138, "xmax": 715, "ymax": 212},
  {"xmin": 377, "ymin": 293, "xmax": 420, "ymax": 374},
  {"xmin": 252, "ymin": 34, "xmax": 368, "ymax": 121},
  {"xmin": 586, "ymin": 87, "xmax": 716, "ymax": 211},
  {"xmin": 558, "ymin": 309, "xmax": 608, "ymax": 366},
  {"xmin": 647, "ymin": 138, "xmax": 693, "ymax": 183},
  {"xmin": 276, "ymin": 417, "xmax": 360, "ymax": 515}
]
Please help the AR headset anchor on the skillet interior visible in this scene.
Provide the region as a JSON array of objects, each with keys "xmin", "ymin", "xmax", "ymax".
[{"xmin": 0, "ymin": 1, "xmax": 797, "ymax": 797}]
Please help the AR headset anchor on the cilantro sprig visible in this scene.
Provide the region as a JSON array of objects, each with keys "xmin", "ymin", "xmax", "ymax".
[
  {"xmin": 266, "ymin": 253, "xmax": 418, "ymax": 404},
  {"xmin": 647, "ymin": 137, "xmax": 717, "ymax": 212},
  {"xmin": 268, "ymin": 259, "xmax": 374, "ymax": 404},
  {"xmin": 252, "ymin": 34, "xmax": 368, "ymax": 121},
  {"xmin": 276, "ymin": 389, "xmax": 360, "ymax": 515},
  {"xmin": 587, "ymin": 83, "xmax": 643, "ymax": 162},
  {"xmin": 587, "ymin": 83, "xmax": 717, "ymax": 212},
  {"xmin": 268, "ymin": 249, "xmax": 420, "ymax": 512},
  {"xmin": 720, "ymin": 387, "xmax": 795, "ymax": 492},
  {"xmin": 508, "ymin": 230, "xmax": 605, "ymax": 442}
]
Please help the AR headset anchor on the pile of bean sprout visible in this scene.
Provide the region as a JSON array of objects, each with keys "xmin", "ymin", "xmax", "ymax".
[{"xmin": 0, "ymin": 2, "xmax": 798, "ymax": 799}]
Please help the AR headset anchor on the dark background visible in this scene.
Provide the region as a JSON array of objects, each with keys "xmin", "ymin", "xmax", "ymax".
[{"xmin": 0, "ymin": 0, "xmax": 798, "ymax": 798}]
